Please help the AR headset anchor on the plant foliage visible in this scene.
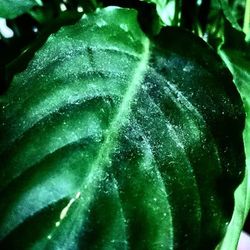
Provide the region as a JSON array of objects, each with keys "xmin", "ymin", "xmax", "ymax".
[
  {"xmin": 0, "ymin": 0, "xmax": 42, "ymax": 19},
  {"xmin": 0, "ymin": 0, "xmax": 249, "ymax": 249}
]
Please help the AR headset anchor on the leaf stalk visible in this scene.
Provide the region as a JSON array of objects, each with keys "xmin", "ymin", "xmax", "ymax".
[{"xmin": 243, "ymin": 0, "xmax": 250, "ymax": 35}]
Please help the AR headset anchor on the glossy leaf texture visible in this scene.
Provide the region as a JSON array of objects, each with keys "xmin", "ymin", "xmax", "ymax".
[
  {"xmin": 0, "ymin": 0, "xmax": 42, "ymax": 19},
  {"xmin": 218, "ymin": 46, "xmax": 250, "ymax": 250},
  {"xmin": 0, "ymin": 7, "xmax": 245, "ymax": 250}
]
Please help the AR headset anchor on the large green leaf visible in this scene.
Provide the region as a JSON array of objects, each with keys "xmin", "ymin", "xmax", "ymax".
[
  {"xmin": 0, "ymin": 0, "xmax": 42, "ymax": 19},
  {"xmin": 0, "ymin": 7, "xmax": 245, "ymax": 249},
  {"xmin": 218, "ymin": 47, "xmax": 250, "ymax": 250}
]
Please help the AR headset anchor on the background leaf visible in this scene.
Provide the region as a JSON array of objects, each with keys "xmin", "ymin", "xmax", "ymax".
[
  {"xmin": 0, "ymin": 0, "xmax": 42, "ymax": 19},
  {"xmin": 142, "ymin": 0, "xmax": 176, "ymax": 25},
  {"xmin": 0, "ymin": 7, "xmax": 245, "ymax": 249},
  {"xmin": 219, "ymin": 0, "xmax": 245, "ymax": 31}
]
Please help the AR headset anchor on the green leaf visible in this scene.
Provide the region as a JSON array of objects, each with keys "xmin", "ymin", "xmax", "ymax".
[
  {"xmin": 243, "ymin": 0, "xmax": 250, "ymax": 35},
  {"xmin": 220, "ymin": 0, "xmax": 245, "ymax": 31},
  {"xmin": 0, "ymin": 0, "xmax": 42, "ymax": 19},
  {"xmin": 142, "ymin": 0, "xmax": 176, "ymax": 25},
  {"xmin": 0, "ymin": 7, "xmax": 245, "ymax": 249},
  {"xmin": 218, "ymin": 47, "xmax": 250, "ymax": 250}
]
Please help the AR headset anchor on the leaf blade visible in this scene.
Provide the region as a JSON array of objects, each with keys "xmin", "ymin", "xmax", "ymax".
[
  {"xmin": 0, "ymin": 7, "xmax": 245, "ymax": 250},
  {"xmin": 218, "ymin": 47, "xmax": 250, "ymax": 250},
  {"xmin": 0, "ymin": 0, "xmax": 42, "ymax": 19}
]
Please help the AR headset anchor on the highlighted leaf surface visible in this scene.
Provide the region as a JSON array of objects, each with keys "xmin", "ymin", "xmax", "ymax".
[{"xmin": 0, "ymin": 7, "xmax": 245, "ymax": 250}]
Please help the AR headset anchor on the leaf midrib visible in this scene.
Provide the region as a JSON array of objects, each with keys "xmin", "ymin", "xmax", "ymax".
[{"xmin": 46, "ymin": 34, "xmax": 151, "ymax": 242}]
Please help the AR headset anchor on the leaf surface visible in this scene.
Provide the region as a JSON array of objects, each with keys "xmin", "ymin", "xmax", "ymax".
[
  {"xmin": 218, "ymin": 47, "xmax": 250, "ymax": 250},
  {"xmin": 220, "ymin": 0, "xmax": 246, "ymax": 32},
  {"xmin": 0, "ymin": 0, "xmax": 42, "ymax": 19},
  {"xmin": 0, "ymin": 7, "xmax": 245, "ymax": 250},
  {"xmin": 142, "ymin": 0, "xmax": 175, "ymax": 25}
]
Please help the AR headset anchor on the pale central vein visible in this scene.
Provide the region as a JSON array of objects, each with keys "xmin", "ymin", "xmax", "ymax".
[
  {"xmin": 91, "ymin": 37, "xmax": 150, "ymax": 173},
  {"xmin": 47, "ymin": 36, "xmax": 151, "ymax": 241}
]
